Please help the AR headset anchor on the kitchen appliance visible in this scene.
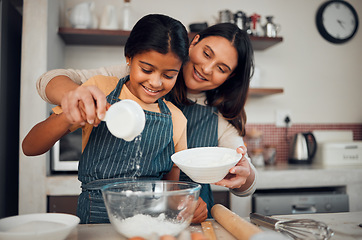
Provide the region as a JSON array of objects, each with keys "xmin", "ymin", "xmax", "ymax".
[
  {"xmin": 314, "ymin": 141, "xmax": 362, "ymax": 166},
  {"xmin": 252, "ymin": 188, "xmax": 349, "ymax": 216},
  {"xmin": 51, "ymin": 129, "xmax": 81, "ymax": 172},
  {"xmin": 312, "ymin": 130, "xmax": 362, "ymax": 166},
  {"xmin": 250, "ymin": 213, "xmax": 334, "ymax": 240},
  {"xmin": 289, "ymin": 132, "xmax": 317, "ymax": 164}
]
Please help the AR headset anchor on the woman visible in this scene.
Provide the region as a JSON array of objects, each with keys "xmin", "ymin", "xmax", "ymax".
[{"xmin": 36, "ymin": 23, "xmax": 257, "ymax": 219}]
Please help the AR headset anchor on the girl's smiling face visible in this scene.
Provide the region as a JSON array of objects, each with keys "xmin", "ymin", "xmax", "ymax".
[
  {"xmin": 183, "ymin": 35, "xmax": 238, "ymax": 94},
  {"xmin": 125, "ymin": 50, "xmax": 182, "ymax": 104}
]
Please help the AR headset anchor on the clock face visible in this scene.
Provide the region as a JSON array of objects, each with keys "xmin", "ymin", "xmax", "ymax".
[
  {"xmin": 323, "ymin": 2, "xmax": 357, "ymax": 38},
  {"xmin": 316, "ymin": 0, "xmax": 359, "ymax": 44}
]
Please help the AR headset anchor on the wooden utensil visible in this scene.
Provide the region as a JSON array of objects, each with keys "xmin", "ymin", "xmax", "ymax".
[
  {"xmin": 211, "ymin": 204, "xmax": 262, "ymax": 240},
  {"xmin": 201, "ymin": 221, "xmax": 217, "ymax": 240}
]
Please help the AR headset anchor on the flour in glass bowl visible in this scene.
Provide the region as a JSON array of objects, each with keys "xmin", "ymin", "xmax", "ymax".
[{"xmin": 109, "ymin": 213, "xmax": 188, "ymax": 238}]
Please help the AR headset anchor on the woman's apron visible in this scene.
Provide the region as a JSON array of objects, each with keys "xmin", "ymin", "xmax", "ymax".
[
  {"xmin": 178, "ymin": 103, "xmax": 218, "ymax": 218},
  {"xmin": 77, "ymin": 76, "xmax": 175, "ymax": 224}
]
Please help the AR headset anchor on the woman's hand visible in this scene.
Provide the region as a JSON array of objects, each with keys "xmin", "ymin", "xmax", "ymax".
[
  {"xmin": 176, "ymin": 197, "xmax": 207, "ymax": 224},
  {"xmin": 214, "ymin": 146, "xmax": 251, "ymax": 189},
  {"xmin": 191, "ymin": 197, "xmax": 208, "ymax": 223},
  {"xmin": 61, "ymin": 85, "xmax": 107, "ymax": 127}
]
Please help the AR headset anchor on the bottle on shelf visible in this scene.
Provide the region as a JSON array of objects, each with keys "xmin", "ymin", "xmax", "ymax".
[{"xmin": 121, "ymin": 0, "xmax": 133, "ymax": 31}]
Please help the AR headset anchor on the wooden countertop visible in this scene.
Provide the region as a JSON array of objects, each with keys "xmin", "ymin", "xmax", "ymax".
[
  {"xmin": 64, "ymin": 212, "xmax": 362, "ymax": 240},
  {"xmin": 65, "ymin": 220, "xmax": 236, "ymax": 240}
]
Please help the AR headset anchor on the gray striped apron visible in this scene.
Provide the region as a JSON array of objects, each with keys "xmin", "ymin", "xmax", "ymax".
[
  {"xmin": 179, "ymin": 103, "xmax": 218, "ymax": 218},
  {"xmin": 77, "ymin": 76, "xmax": 174, "ymax": 224}
]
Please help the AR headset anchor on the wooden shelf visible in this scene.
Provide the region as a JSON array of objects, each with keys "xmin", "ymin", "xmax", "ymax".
[
  {"xmin": 249, "ymin": 36, "xmax": 283, "ymax": 50},
  {"xmin": 58, "ymin": 27, "xmax": 283, "ymax": 51},
  {"xmin": 57, "ymin": 28, "xmax": 284, "ymax": 97},
  {"xmin": 248, "ymin": 87, "xmax": 284, "ymax": 97}
]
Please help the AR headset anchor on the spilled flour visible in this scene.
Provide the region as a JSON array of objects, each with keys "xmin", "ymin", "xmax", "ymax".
[{"xmin": 110, "ymin": 213, "xmax": 188, "ymax": 238}]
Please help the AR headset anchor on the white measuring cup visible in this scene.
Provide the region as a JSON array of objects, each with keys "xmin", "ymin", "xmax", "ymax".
[{"xmin": 102, "ymin": 99, "xmax": 146, "ymax": 141}]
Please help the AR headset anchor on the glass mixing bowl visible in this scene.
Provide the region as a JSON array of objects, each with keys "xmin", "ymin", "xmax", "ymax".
[{"xmin": 101, "ymin": 180, "xmax": 201, "ymax": 238}]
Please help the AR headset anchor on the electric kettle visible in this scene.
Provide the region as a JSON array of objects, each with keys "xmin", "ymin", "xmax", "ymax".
[{"xmin": 288, "ymin": 132, "xmax": 317, "ymax": 164}]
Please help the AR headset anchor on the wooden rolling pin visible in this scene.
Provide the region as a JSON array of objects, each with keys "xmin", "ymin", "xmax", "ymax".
[{"xmin": 211, "ymin": 204, "xmax": 262, "ymax": 240}]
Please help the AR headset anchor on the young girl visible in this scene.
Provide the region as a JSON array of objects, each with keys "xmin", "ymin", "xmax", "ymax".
[{"xmin": 22, "ymin": 14, "xmax": 191, "ymax": 224}]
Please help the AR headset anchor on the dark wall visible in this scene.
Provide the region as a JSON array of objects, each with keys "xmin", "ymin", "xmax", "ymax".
[{"xmin": 0, "ymin": 0, "xmax": 22, "ymax": 218}]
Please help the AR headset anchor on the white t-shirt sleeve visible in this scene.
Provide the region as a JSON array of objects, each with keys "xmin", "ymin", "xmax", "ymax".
[
  {"xmin": 218, "ymin": 116, "xmax": 257, "ymax": 197},
  {"xmin": 36, "ymin": 65, "xmax": 128, "ymax": 103}
]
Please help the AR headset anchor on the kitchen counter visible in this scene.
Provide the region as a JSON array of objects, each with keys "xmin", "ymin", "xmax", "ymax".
[
  {"xmin": 42, "ymin": 164, "xmax": 362, "ymax": 218},
  {"xmin": 229, "ymin": 164, "xmax": 362, "ymax": 217},
  {"xmin": 266, "ymin": 211, "xmax": 362, "ymax": 240},
  {"xmin": 64, "ymin": 220, "xmax": 236, "ymax": 240},
  {"xmin": 64, "ymin": 211, "xmax": 362, "ymax": 240}
]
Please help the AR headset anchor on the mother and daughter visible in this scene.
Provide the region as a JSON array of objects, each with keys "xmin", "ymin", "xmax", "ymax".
[{"xmin": 23, "ymin": 13, "xmax": 257, "ymax": 224}]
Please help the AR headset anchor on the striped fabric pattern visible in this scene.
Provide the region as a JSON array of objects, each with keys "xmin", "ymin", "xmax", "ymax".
[
  {"xmin": 77, "ymin": 76, "xmax": 175, "ymax": 223},
  {"xmin": 179, "ymin": 103, "xmax": 219, "ymax": 218}
]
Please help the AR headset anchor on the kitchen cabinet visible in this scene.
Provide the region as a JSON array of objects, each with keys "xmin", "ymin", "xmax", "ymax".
[
  {"xmin": 58, "ymin": 27, "xmax": 284, "ymax": 97},
  {"xmin": 48, "ymin": 196, "xmax": 78, "ymax": 215}
]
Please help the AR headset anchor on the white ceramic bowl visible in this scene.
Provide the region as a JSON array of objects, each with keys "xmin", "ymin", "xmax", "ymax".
[
  {"xmin": 103, "ymin": 99, "xmax": 145, "ymax": 141},
  {"xmin": 101, "ymin": 180, "xmax": 200, "ymax": 239},
  {"xmin": 0, "ymin": 213, "xmax": 80, "ymax": 240},
  {"xmin": 171, "ymin": 147, "xmax": 241, "ymax": 183}
]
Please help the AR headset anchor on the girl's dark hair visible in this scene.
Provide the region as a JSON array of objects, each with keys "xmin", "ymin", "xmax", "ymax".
[
  {"xmin": 172, "ymin": 23, "xmax": 254, "ymax": 136},
  {"xmin": 125, "ymin": 14, "xmax": 189, "ymax": 63}
]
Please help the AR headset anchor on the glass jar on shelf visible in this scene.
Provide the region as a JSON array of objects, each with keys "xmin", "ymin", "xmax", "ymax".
[
  {"xmin": 250, "ymin": 148, "xmax": 264, "ymax": 167},
  {"xmin": 121, "ymin": 0, "xmax": 134, "ymax": 31},
  {"xmin": 263, "ymin": 145, "xmax": 276, "ymax": 165},
  {"xmin": 245, "ymin": 128, "xmax": 264, "ymax": 167}
]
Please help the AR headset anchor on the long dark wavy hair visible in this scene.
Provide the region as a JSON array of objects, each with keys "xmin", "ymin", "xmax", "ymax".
[{"xmin": 171, "ymin": 23, "xmax": 254, "ymax": 136}]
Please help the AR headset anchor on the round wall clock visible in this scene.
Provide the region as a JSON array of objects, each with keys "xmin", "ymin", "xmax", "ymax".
[{"xmin": 316, "ymin": 0, "xmax": 359, "ymax": 44}]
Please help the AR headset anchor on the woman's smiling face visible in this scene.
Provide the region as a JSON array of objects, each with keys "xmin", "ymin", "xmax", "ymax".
[
  {"xmin": 126, "ymin": 50, "xmax": 182, "ymax": 104},
  {"xmin": 183, "ymin": 35, "xmax": 238, "ymax": 94}
]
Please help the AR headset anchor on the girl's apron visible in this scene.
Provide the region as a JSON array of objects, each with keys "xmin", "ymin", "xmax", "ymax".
[
  {"xmin": 178, "ymin": 103, "xmax": 218, "ymax": 218},
  {"xmin": 77, "ymin": 76, "xmax": 174, "ymax": 224}
]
